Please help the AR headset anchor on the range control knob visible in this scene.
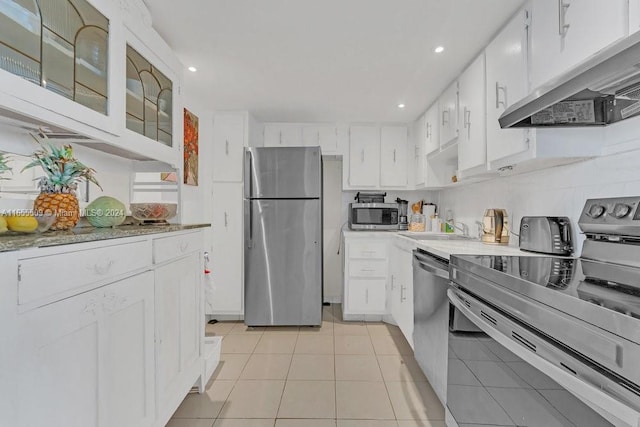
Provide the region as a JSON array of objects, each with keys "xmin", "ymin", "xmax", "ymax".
[
  {"xmin": 613, "ymin": 203, "xmax": 632, "ymax": 219},
  {"xmin": 587, "ymin": 204, "xmax": 606, "ymax": 219}
]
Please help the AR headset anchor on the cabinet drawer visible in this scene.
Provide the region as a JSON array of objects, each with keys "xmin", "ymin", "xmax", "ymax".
[
  {"xmin": 348, "ymin": 241, "xmax": 387, "ymax": 259},
  {"xmin": 18, "ymin": 241, "xmax": 151, "ymax": 306},
  {"xmin": 348, "ymin": 260, "xmax": 387, "ymax": 278},
  {"xmin": 153, "ymin": 232, "xmax": 202, "ymax": 264}
]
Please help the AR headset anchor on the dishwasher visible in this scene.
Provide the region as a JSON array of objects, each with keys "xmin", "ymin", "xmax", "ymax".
[{"xmin": 412, "ymin": 248, "xmax": 479, "ymax": 404}]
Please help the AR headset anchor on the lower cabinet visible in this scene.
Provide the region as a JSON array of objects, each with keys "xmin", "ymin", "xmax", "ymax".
[
  {"xmin": 342, "ymin": 235, "xmax": 389, "ymax": 320},
  {"xmin": 6, "ymin": 229, "xmax": 214, "ymax": 427},
  {"xmin": 16, "ymin": 271, "xmax": 156, "ymax": 427},
  {"xmin": 155, "ymin": 253, "xmax": 201, "ymax": 425},
  {"xmin": 390, "ymin": 243, "xmax": 414, "ymax": 348}
]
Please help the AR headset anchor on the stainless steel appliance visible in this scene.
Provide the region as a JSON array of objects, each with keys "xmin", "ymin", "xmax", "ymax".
[
  {"xmin": 519, "ymin": 216, "xmax": 574, "ymax": 255},
  {"xmin": 500, "ymin": 30, "xmax": 640, "ymax": 128},
  {"xmin": 348, "ymin": 202, "xmax": 399, "ymax": 230},
  {"xmin": 481, "ymin": 208, "xmax": 510, "ymax": 245},
  {"xmin": 445, "ymin": 197, "xmax": 640, "ymax": 427},
  {"xmin": 243, "ymin": 147, "xmax": 322, "ymax": 326},
  {"xmin": 412, "ymin": 248, "xmax": 480, "ymax": 403},
  {"xmin": 397, "ymin": 198, "xmax": 409, "ymax": 231}
]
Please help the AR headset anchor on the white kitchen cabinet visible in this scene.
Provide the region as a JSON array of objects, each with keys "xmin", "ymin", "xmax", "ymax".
[
  {"xmin": 457, "ymin": 53, "xmax": 487, "ymax": 177},
  {"xmin": 631, "ymin": 0, "xmax": 640, "ymax": 33},
  {"xmin": 348, "ymin": 125, "xmax": 381, "ymax": 188},
  {"xmin": 213, "ymin": 113, "xmax": 247, "ymax": 182},
  {"xmin": 410, "ymin": 115, "xmax": 426, "ymax": 188},
  {"xmin": 438, "ymin": 81, "xmax": 459, "ymax": 147},
  {"xmin": 264, "ymin": 123, "xmax": 303, "ymax": 147},
  {"xmin": 485, "ymin": 7, "xmax": 531, "ymax": 166},
  {"xmin": 529, "ymin": 0, "xmax": 628, "ymax": 89},
  {"xmin": 380, "ymin": 126, "xmax": 408, "ymax": 187},
  {"xmin": 424, "ymin": 102, "xmax": 440, "ymax": 155},
  {"xmin": 389, "ymin": 243, "xmax": 414, "ymax": 348},
  {"xmin": 302, "ymin": 125, "xmax": 339, "ymax": 153},
  {"xmin": 343, "ymin": 235, "xmax": 389, "ymax": 320},
  {"xmin": 16, "ymin": 271, "xmax": 156, "ymax": 427},
  {"xmin": 210, "ymin": 182, "xmax": 244, "ymax": 315},
  {"xmin": 155, "ymin": 252, "xmax": 201, "ymax": 424}
]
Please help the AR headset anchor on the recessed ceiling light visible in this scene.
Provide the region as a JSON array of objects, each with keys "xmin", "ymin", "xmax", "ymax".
[
  {"xmin": 398, "ymin": 103, "xmax": 406, "ymax": 109},
  {"xmin": 188, "ymin": 66, "xmax": 197, "ymax": 72},
  {"xmin": 434, "ymin": 46, "xmax": 445, "ymax": 53}
]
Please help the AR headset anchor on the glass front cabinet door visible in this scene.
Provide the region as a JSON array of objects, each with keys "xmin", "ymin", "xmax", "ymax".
[{"xmin": 0, "ymin": 0, "xmax": 114, "ymax": 126}]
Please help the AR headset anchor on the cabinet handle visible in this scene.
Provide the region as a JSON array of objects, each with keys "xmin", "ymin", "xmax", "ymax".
[
  {"xmin": 279, "ymin": 131, "xmax": 283, "ymax": 145},
  {"xmin": 400, "ymin": 285, "xmax": 406, "ymax": 302},
  {"xmin": 224, "ymin": 212, "xmax": 228, "ymax": 228},
  {"xmin": 365, "ymin": 288, "xmax": 369, "ymax": 304},
  {"xmin": 91, "ymin": 259, "xmax": 114, "ymax": 276},
  {"xmin": 361, "ymin": 149, "xmax": 365, "ymax": 163},
  {"xmin": 495, "ymin": 82, "xmax": 507, "ymax": 109},
  {"xmin": 426, "ymin": 122, "xmax": 431, "ymax": 139},
  {"xmin": 361, "ymin": 250, "xmax": 377, "ymax": 255},
  {"xmin": 180, "ymin": 242, "xmax": 189, "ymax": 253},
  {"xmin": 360, "ymin": 268, "xmax": 376, "ymax": 273},
  {"xmin": 393, "ymin": 149, "xmax": 396, "ymax": 163},
  {"xmin": 390, "ymin": 275, "xmax": 395, "ymax": 290},
  {"xmin": 558, "ymin": 0, "xmax": 570, "ymax": 36},
  {"xmin": 225, "ymin": 140, "xmax": 229, "ymax": 155},
  {"xmin": 317, "ymin": 130, "xmax": 320, "ymax": 144},
  {"xmin": 442, "ymin": 110, "xmax": 449, "ymax": 126},
  {"xmin": 415, "ymin": 145, "xmax": 420, "ymax": 158}
]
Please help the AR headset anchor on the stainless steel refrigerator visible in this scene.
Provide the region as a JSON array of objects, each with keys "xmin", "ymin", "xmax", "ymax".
[{"xmin": 243, "ymin": 146, "xmax": 323, "ymax": 326}]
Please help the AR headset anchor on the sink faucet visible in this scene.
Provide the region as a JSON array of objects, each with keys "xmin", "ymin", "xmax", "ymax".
[
  {"xmin": 444, "ymin": 220, "xmax": 469, "ymax": 237},
  {"xmin": 475, "ymin": 221, "xmax": 484, "ymax": 239}
]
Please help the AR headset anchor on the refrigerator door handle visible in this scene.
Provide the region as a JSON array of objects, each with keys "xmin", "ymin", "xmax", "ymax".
[
  {"xmin": 244, "ymin": 149, "xmax": 252, "ymax": 199},
  {"xmin": 244, "ymin": 199, "xmax": 253, "ymax": 248}
]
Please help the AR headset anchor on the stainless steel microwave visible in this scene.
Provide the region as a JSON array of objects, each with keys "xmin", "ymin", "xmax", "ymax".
[{"xmin": 348, "ymin": 203, "xmax": 398, "ymax": 230}]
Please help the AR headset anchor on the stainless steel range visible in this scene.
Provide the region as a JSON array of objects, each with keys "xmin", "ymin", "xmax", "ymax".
[{"xmin": 446, "ymin": 197, "xmax": 640, "ymax": 427}]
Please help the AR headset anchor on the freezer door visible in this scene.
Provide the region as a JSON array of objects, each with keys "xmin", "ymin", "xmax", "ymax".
[
  {"xmin": 244, "ymin": 147, "xmax": 321, "ymax": 199},
  {"xmin": 244, "ymin": 199, "xmax": 322, "ymax": 326}
]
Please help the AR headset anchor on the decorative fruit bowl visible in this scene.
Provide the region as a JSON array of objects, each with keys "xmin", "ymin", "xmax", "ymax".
[{"xmin": 130, "ymin": 203, "xmax": 177, "ymax": 224}]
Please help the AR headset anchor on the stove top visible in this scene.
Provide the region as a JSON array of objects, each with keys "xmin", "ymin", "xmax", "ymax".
[
  {"xmin": 451, "ymin": 254, "xmax": 640, "ymax": 345},
  {"xmin": 456, "ymin": 255, "xmax": 640, "ymax": 317}
]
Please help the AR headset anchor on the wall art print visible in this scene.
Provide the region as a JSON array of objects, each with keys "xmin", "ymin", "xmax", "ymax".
[{"xmin": 183, "ymin": 108, "xmax": 199, "ymax": 186}]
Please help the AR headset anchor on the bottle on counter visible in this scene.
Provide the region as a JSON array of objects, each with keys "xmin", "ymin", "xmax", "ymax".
[
  {"xmin": 431, "ymin": 214, "xmax": 440, "ymax": 233},
  {"xmin": 445, "ymin": 209, "xmax": 454, "ymax": 233}
]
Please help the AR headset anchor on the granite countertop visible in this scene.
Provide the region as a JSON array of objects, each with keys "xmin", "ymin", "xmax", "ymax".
[{"xmin": 0, "ymin": 223, "xmax": 210, "ymax": 253}]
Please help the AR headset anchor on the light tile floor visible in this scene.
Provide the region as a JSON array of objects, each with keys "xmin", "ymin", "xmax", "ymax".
[{"xmin": 167, "ymin": 304, "xmax": 445, "ymax": 427}]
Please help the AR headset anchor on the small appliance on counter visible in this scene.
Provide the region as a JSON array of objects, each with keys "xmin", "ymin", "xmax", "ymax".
[
  {"xmin": 348, "ymin": 192, "xmax": 399, "ymax": 230},
  {"xmin": 519, "ymin": 216, "xmax": 573, "ymax": 255},
  {"xmin": 396, "ymin": 198, "xmax": 409, "ymax": 231},
  {"xmin": 481, "ymin": 208, "xmax": 510, "ymax": 245}
]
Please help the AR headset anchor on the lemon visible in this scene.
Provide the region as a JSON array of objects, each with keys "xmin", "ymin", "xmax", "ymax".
[
  {"xmin": 6, "ymin": 215, "xmax": 39, "ymax": 233},
  {"xmin": 0, "ymin": 216, "xmax": 7, "ymax": 233}
]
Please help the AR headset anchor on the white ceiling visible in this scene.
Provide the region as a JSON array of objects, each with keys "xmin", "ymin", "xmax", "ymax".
[{"xmin": 144, "ymin": 0, "xmax": 525, "ymax": 123}]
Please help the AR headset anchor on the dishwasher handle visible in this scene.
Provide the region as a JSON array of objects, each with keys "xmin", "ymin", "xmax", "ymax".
[{"xmin": 413, "ymin": 250, "xmax": 449, "ymax": 280}]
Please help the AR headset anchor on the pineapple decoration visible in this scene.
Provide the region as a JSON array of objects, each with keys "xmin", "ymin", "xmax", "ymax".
[
  {"xmin": 0, "ymin": 153, "xmax": 12, "ymax": 179},
  {"xmin": 23, "ymin": 143, "xmax": 102, "ymax": 231}
]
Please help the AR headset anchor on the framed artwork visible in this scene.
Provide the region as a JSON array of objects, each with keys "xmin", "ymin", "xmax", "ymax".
[{"xmin": 183, "ymin": 108, "xmax": 199, "ymax": 186}]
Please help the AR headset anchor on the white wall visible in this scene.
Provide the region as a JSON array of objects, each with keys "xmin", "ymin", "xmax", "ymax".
[
  {"xmin": 0, "ymin": 127, "xmax": 133, "ymax": 211},
  {"xmin": 438, "ymin": 148, "xmax": 640, "ymax": 254}
]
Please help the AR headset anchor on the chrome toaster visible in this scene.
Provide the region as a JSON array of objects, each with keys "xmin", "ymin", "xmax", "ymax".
[{"xmin": 519, "ymin": 216, "xmax": 574, "ymax": 256}]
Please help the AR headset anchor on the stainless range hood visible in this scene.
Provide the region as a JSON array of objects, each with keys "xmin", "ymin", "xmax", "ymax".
[{"xmin": 500, "ymin": 31, "xmax": 640, "ymax": 128}]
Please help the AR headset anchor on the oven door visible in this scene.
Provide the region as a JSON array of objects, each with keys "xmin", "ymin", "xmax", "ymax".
[{"xmin": 446, "ymin": 288, "xmax": 639, "ymax": 427}]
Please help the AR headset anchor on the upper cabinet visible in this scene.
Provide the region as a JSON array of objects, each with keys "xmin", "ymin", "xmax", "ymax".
[
  {"xmin": 457, "ymin": 53, "xmax": 487, "ymax": 177},
  {"xmin": 485, "ymin": 7, "xmax": 531, "ymax": 166},
  {"xmin": 264, "ymin": 124, "xmax": 302, "ymax": 147},
  {"xmin": 438, "ymin": 81, "xmax": 459, "ymax": 147},
  {"xmin": 529, "ymin": 0, "xmax": 628, "ymax": 89},
  {"xmin": 302, "ymin": 125, "xmax": 338, "ymax": 153},
  {"xmin": 380, "ymin": 126, "xmax": 408, "ymax": 187},
  {"xmin": 125, "ymin": 45, "xmax": 173, "ymax": 147},
  {"xmin": 263, "ymin": 123, "xmax": 339, "ymax": 154},
  {"xmin": 0, "ymin": 0, "xmax": 184, "ymax": 167},
  {"xmin": 348, "ymin": 125, "xmax": 380, "ymax": 188}
]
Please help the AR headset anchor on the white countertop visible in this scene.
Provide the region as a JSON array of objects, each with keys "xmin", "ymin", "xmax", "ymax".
[{"xmin": 343, "ymin": 229, "xmax": 538, "ymax": 259}]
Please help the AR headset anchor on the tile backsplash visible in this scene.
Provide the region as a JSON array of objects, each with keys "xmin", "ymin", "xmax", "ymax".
[{"xmin": 438, "ymin": 148, "xmax": 640, "ymax": 254}]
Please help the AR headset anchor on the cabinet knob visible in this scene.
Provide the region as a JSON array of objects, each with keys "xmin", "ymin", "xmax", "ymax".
[
  {"xmin": 495, "ymin": 82, "xmax": 507, "ymax": 109},
  {"xmin": 558, "ymin": 0, "xmax": 571, "ymax": 36}
]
